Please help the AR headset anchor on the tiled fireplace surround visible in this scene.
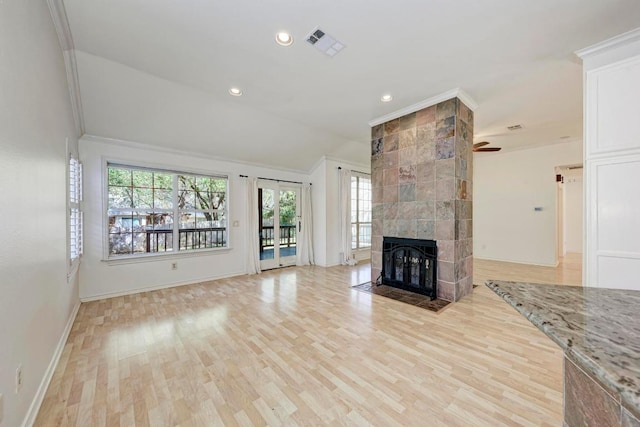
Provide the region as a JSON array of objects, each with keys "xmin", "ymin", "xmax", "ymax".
[{"xmin": 370, "ymin": 97, "xmax": 474, "ymax": 301}]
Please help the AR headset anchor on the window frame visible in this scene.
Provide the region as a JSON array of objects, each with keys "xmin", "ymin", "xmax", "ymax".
[
  {"xmin": 350, "ymin": 173, "xmax": 372, "ymax": 251},
  {"xmin": 103, "ymin": 160, "xmax": 230, "ymax": 262}
]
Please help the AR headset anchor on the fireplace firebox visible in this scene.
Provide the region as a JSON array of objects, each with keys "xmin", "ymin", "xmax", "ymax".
[{"xmin": 381, "ymin": 237, "xmax": 437, "ymax": 300}]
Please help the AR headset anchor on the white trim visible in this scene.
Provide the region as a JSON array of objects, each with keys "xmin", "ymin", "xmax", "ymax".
[
  {"xmin": 454, "ymin": 89, "xmax": 479, "ymax": 112},
  {"xmin": 308, "ymin": 156, "xmax": 371, "ymax": 176},
  {"xmin": 100, "ymin": 154, "xmax": 233, "ymax": 189},
  {"xmin": 47, "ymin": 0, "xmax": 84, "ymax": 135},
  {"xmin": 22, "ymin": 301, "xmax": 81, "ymax": 427},
  {"xmin": 323, "ymin": 155, "xmax": 370, "ymax": 171},
  {"xmin": 597, "ymin": 250, "xmax": 640, "ymax": 260},
  {"xmin": 575, "ymin": 27, "xmax": 640, "ymax": 59},
  {"xmin": 80, "ymin": 271, "xmax": 245, "ymax": 302},
  {"xmin": 63, "ymin": 51, "xmax": 85, "ymax": 135},
  {"xmin": 585, "ymin": 55, "xmax": 640, "ymax": 157},
  {"xmin": 46, "ymin": 0, "xmax": 74, "ymax": 51},
  {"xmin": 368, "ymin": 88, "xmax": 478, "ymax": 127},
  {"xmin": 83, "ymin": 134, "xmax": 311, "ymax": 174},
  {"xmin": 103, "ymin": 246, "xmax": 232, "ymax": 265},
  {"xmin": 101, "ymin": 158, "xmax": 231, "ymax": 260}
]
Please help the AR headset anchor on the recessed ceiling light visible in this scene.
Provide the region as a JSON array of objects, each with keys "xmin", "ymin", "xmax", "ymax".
[
  {"xmin": 381, "ymin": 94, "xmax": 393, "ymax": 102},
  {"xmin": 275, "ymin": 32, "xmax": 293, "ymax": 46},
  {"xmin": 229, "ymin": 87, "xmax": 242, "ymax": 96}
]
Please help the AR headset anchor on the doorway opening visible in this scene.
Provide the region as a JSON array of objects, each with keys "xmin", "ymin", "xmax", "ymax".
[{"xmin": 555, "ymin": 164, "xmax": 583, "ymax": 262}]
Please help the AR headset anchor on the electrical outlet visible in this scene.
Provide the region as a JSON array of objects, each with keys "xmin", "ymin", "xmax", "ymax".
[
  {"xmin": 15, "ymin": 364, "xmax": 23, "ymax": 393},
  {"xmin": 171, "ymin": 262, "xmax": 178, "ymax": 270},
  {"xmin": 0, "ymin": 393, "xmax": 4, "ymax": 423}
]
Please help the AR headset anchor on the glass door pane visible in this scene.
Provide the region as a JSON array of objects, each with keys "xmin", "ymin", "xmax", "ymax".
[
  {"xmin": 259, "ymin": 188, "xmax": 275, "ymax": 262},
  {"xmin": 279, "ymin": 189, "xmax": 297, "ymax": 263}
]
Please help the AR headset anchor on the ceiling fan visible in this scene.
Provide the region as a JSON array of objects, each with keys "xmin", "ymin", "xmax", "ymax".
[{"xmin": 473, "ymin": 141, "xmax": 502, "ymax": 152}]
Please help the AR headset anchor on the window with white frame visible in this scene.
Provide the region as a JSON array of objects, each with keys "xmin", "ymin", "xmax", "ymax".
[
  {"xmin": 69, "ymin": 156, "xmax": 83, "ymax": 264},
  {"xmin": 351, "ymin": 174, "xmax": 371, "ymax": 250},
  {"xmin": 107, "ymin": 164, "xmax": 228, "ymax": 257}
]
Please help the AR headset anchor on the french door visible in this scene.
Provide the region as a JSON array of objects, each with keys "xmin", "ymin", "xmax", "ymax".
[{"xmin": 258, "ymin": 182, "xmax": 300, "ymax": 270}]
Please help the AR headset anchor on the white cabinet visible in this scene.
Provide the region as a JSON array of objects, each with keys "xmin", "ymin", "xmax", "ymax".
[{"xmin": 578, "ymin": 29, "xmax": 640, "ymax": 289}]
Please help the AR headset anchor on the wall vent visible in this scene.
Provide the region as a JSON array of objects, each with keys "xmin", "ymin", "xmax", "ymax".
[
  {"xmin": 507, "ymin": 124, "xmax": 523, "ymax": 131},
  {"xmin": 306, "ymin": 27, "xmax": 345, "ymax": 57}
]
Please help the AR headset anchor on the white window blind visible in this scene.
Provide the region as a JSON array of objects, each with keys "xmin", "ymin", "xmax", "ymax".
[{"xmin": 69, "ymin": 157, "xmax": 83, "ymax": 262}]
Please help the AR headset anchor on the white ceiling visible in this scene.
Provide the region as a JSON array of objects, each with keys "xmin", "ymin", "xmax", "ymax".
[{"xmin": 63, "ymin": 0, "xmax": 640, "ymax": 171}]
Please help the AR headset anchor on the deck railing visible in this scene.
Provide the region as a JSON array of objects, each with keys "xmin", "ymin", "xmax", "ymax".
[
  {"xmin": 142, "ymin": 225, "xmax": 293, "ymax": 253},
  {"xmin": 260, "ymin": 225, "xmax": 296, "ymax": 253},
  {"xmin": 144, "ymin": 227, "xmax": 226, "ymax": 252}
]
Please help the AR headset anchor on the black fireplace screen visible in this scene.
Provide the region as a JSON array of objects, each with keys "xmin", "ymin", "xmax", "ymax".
[{"xmin": 382, "ymin": 237, "xmax": 437, "ymax": 299}]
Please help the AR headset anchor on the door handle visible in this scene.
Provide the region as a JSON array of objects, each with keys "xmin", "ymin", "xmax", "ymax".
[{"xmin": 299, "ymin": 221, "xmax": 301, "ymax": 232}]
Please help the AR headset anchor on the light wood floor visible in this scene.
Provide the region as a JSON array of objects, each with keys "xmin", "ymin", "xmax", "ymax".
[
  {"xmin": 475, "ymin": 253, "xmax": 583, "ymax": 287},
  {"xmin": 36, "ymin": 256, "xmax": 582, "ymax": 426}
]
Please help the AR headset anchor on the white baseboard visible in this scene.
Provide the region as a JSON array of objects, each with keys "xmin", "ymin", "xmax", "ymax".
[
  {"xmin": 22, "ymin": 300, "xmax": 81, "ymax": 427},
  {"xmin": 80, "ymin": 271, "xmax": 245, "ymax": 302}
]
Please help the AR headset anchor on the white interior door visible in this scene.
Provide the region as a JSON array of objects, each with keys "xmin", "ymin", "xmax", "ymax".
[{"xmin": 259, "ymin": 182, "xmax": 300, "ymax": 270}]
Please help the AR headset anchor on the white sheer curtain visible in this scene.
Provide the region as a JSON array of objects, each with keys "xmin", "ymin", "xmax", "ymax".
[
  {"xmin": 339, "ymin": 168, "xmax": 356, "ymax": 265},
  {"xmin": 296, "ymin": 184, "xmax": 314, "ymax": 266},
  {"xmin": 246, "ymin": 177, "xmax": 261, "ymax": 274}
]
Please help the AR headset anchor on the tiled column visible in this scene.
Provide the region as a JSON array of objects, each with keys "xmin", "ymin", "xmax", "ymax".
[{"xmin": 370, "ymin": 97, "xmax": 473, "ymax": 302}]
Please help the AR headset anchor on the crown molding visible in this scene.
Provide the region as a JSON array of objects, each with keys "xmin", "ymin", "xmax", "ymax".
[
  {"xmin": 47, "ymin": 0, "xmax": 74, "ymax": 51},
  {"xmin": 47, "ymin": 0, "xmax": 85, "ymax": 136},
  {"xmin": 368, "ymin": 88, "xmax": 478, "ymax": 127},
  {"xmin": 575, "ymin": 27, "xmax": 640, "ymax": 59},
  {"xmin": 308, "ymin": 155, "xmax": 371, "ymax": 175},
  {"xmin": 80, "ymin": 134, "xmax": 312, "ymax": 175},
  {"xmin": 63, "ymin": 50, "xmax": 85, "ymax": 135}
]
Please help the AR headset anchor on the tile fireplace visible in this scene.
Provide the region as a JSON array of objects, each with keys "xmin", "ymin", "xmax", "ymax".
[{"xmin": 371, "ymin": 96, "xmax": 474, "ymax": 302}]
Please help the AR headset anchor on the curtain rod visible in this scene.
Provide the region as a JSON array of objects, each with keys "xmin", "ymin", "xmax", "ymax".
[
  {"xmin": 337, "ymin": 166, "xmax": 370, "ymax": 175},
  {"xmin": 239, "ymin": 175, "xmax": 311, "ymax": 185}
]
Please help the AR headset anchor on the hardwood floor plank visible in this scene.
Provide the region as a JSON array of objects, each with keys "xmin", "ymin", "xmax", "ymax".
[{"xmin": 35, "ymin": 260, "xmax": 575, "ymax": 426}]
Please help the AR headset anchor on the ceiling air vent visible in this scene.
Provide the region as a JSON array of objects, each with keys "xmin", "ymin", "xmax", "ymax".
[
  {"xmin": 306, "ymin": 27, "xmax": 345, "ymax": 57},
  {"xmin": 507, "ymin": 124, "xmax": 523, "ymax": 131}
]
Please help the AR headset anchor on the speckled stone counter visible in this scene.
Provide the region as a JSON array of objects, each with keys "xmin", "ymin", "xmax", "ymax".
[{"xmin": 486, "ymin": 280, "xmax": 640, "ymax": 426}]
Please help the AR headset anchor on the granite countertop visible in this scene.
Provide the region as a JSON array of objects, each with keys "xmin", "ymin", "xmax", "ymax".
[{"xmin": 485, "ymin": 280, "xmax": 640, "ymax": 416}]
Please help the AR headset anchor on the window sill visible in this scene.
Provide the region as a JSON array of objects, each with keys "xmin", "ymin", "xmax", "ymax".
[{"xmin": 102, "ymin": 246, "xmax": 232, "ymax": 266}]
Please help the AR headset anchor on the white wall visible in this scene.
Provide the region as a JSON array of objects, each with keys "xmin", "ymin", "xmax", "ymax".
[
  {"xmin": 0, "ymin": 1, "xmax": 80, "ymax": 425},
  {"xmin": 473, "ymin": 141, "xmax": 583, "ymax": 266},
  {"xmin": 310, "ymin": 157, "xmax": 370, "ymax": 267},
  {"xmin": 310, "ymin": 159, "xmax": 328, "ymax": 266},
  {"xmin": 79, "ymin": 136, "xmax": 311, "ymax": 300},
  {"xmin": 563, "ymin": 171, "xmax": 583, "ymax": 254},
  {"xmin": 579, "ymin": 29, "xmax": 640, "ymax": 290}
]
